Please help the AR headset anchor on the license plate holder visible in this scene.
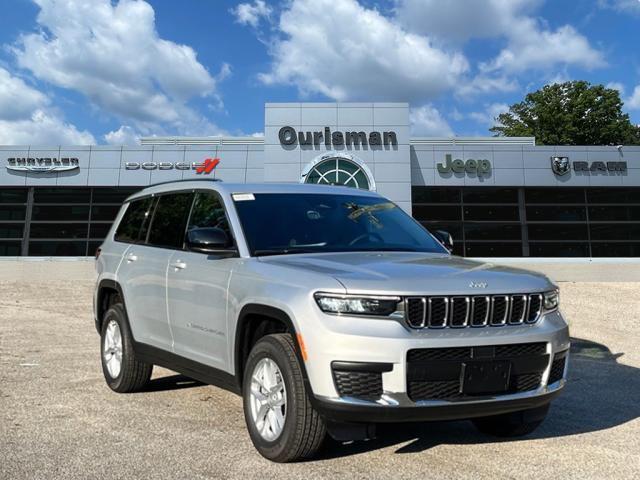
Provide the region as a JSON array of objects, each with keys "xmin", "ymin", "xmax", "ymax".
[{"xmin": 460, "ymin": 360, "xmax": 511, "ymax": 395}]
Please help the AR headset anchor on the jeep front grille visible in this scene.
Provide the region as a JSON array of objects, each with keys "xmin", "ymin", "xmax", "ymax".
[{"xmin": 405, "ymin": 293, "xmax": 544, "ymax": 329}]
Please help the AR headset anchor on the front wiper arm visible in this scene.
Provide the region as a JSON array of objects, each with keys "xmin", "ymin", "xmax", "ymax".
[
  {"xmin": 355, "ymin": 247, "xmax": 420, "ymax": 252},
  {"xmin": 253, "ymin": 248, "xmax": 317, "ymax": 257}
]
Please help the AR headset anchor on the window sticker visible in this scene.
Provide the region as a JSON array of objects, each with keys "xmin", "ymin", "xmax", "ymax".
[{"xmin": 232, "ymin": 193, "xmax": 255, "ymax": 201}]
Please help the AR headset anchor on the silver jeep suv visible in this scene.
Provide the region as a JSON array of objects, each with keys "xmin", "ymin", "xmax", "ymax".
[{"xmin": 94, "ymin": 180, "xmax": 569, "ymax": 462}]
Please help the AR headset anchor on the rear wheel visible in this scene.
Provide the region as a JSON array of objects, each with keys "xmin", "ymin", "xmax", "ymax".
[
  {"xmin": 100, "ymin": 303, "xmax": 153, "ymax": 393},
  {"xmin": 472, "ymin": 403, "xmax": 550, "ymax": 437},
  {"xmin": 242, "ymin": 333, "xmax": 326, "ymax": 462}
]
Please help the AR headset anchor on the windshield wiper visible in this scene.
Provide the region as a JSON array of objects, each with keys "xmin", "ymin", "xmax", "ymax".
[
  {"xmin": 253, "ymin": 247, "xmax": 318, "ymax": 257},
  {"xmin": 353, "ymin": 247, "xmax": 421, "ymax": 252}
]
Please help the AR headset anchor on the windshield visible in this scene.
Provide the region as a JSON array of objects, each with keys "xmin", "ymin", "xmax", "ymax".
[{"xmin": 233, "ymin": 193, "xmax": 447, "ymax": 256}]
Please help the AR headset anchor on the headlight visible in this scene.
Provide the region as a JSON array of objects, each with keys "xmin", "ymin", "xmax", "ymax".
[
  {"xmin": 543, "ymin": 289, "xmax": 559, "ymax": 312},
  {"xmin": 314, "ymin": 293, "xmax": 401, "ymax": 316}
]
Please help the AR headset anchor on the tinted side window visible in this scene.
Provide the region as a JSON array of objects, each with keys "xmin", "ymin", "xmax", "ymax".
[
  {"xmin": 147, "ymin": 192, "xmax": 194, "ymax": 249},
  {"xmin": 114, "ymin": 197, "xmax": 155, "ymax": 243},
  {"xmin": 187, "ymin": 191, "xmax": 232, "ymax": 239}
]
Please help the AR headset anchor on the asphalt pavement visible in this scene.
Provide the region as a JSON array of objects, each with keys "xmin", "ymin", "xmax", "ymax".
[{"xmin": 1, "ymin": 262, "xmax": 639, "ymax": 479}]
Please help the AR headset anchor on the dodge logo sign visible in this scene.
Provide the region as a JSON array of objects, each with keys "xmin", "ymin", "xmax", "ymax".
[
  {"xmin": 551, "ymin": 156, "xmax": 570, "ymax": 176},
  {"xmin": 125, "ymin": 158, "xmax": 220, "ymax": 174}
]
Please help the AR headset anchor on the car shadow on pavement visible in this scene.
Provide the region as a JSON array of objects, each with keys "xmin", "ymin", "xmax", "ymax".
[
  {"xmin": 317, "ymin": 337, "xmax": 640, "ymax": 460},
  {"xmin": 144, "ymin": 374, "xmax": 204, "ymax": 392}
]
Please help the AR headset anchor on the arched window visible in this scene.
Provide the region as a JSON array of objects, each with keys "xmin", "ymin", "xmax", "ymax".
[{"xmin": 302, "ymin": 155, "xmax": 373, "ymax": 190}]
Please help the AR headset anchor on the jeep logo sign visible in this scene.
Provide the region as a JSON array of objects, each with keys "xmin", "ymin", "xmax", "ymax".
[{"xmin": 437, "ymin": 154, "xmax": 491, "ymax": 176}]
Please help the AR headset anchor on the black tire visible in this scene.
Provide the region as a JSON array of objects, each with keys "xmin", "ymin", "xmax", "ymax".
[
  {"xmin": 471, "ymin": 403, "xmax": 550, "ymax": 437},
  {"xmin": 100, "ymin": 303, "xmax": 153, "ymax": 393},
  {"xmin": 242, "ymin": 334, "xmax": 326, "ymax": 462}
]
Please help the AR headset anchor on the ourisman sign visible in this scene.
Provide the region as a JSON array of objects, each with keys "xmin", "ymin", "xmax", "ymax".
[{"xmin": 279, "ymin": 126, "xmax": 398, "ymax": 147}]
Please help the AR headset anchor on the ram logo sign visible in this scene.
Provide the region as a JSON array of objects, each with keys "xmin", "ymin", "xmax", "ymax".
[
  {"xmin": 551, "ymin": 156, "xmax": 571, "ymax": 176},
  {"xmin": 551, "ymin": 156, "xmax": 627, "ymax": 176}
]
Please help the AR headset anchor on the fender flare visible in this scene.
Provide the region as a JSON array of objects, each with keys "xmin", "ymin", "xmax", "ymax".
[
  {"xmin": 95, "ymin": 279, "xmax": 128, "ymax": 334},
  {"xmin": 234, "ymin": 304, "xmax": 312, "ymax": 392}
]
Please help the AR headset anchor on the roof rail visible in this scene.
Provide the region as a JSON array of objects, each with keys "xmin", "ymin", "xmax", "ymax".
[
  {"xmin": 147, "ymin": 178, "xmax": 223, "ymax": 188},
  {"xmin": 123, "ymin": 178, "xmax": 224, "ymax": 202}
]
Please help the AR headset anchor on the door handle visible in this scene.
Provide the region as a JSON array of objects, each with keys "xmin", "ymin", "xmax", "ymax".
[
  {"xmin": 170, "ymin": 261, "xmax": 187, "ymax": 270},
  {"xmin": 126, "ymin": 252, "xmax": 138, "ymax": 263}
]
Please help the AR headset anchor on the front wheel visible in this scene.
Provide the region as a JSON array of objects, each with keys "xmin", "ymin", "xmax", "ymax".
[
  {"xmin": 242, "ymin": 334, "xmax": 326, "ymax": 462},
  {"xmin": 471, "ymin": 403, "xmax": 550, "ymax": 437}
]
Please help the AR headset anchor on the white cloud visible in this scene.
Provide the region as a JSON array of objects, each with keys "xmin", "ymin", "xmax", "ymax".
[
  {"xmin": 232, "ymin": 0, "xmax": 272, "ymax": 27},
  {"xmin": 13, "ymin": 0, "xmax": 225, "ymax": 135},
  {"xmin": 104, "ymin": 125, "xmax": 140, "ymax": 145},
  {"xmin": 626, "ymin": 85, "xmax": 640, "ymax": 110},
  {"xmin": 483, "ymin": 21, "xmax": 605, "ymax": 73},
  {"xmin": 395, "ymin": 0, "xmax": 539, "ymax": 43},
  {"xmin": 0, "ymin": 68, "xmax": 49, "ymax": 120},
  {"xmin": 410, "ymin": 105, "xmax": 454, "ymax": 136},
  {"xmin": 0, "ymin": 110, "xmax": 95, "ymax": 145},
  {"xmin": 468, "ymin": 103, "xmax": 509, "ymax": 126},
  {"xmin": 607, "ymin": 82, "xmax": 625, "ymax": 95},
  {"xmin": 456, "ymin": 74, "xmax": 519, "ymax": 97},
  {"xmin": 0, "ymin": 66, "xmax": 94, "ymax": 144},
  {"xmin": 258, "ymin": 0, "xmax": 468, "ymax": 101},
  {"xmin": 397, "ymin": 0, "xmax": 604, "ymax": 76},
  {"xmin": 598, "ymin": 0, "xmax": 640, "ymax": 14}
]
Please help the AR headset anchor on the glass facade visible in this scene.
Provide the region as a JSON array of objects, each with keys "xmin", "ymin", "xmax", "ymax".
[
  {"xmin": 413, "ymin": 186, "xmax": 640, "ymax": 257},
  {"xmin": 0, "ymin": 187, "xmax": 139, "ymax": 256},
  {"xmin": 1, "ymin": 185, "xmax": 639, "ymax": 257}
]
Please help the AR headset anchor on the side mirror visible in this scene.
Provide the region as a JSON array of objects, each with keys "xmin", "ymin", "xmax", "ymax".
[
  {"xmin": 186, "ymin": 227, "xmax": 234, "ymax": 254},
  {"xmin": 434, "ymin": 230, "xmax": 454, "ymax": 253}
]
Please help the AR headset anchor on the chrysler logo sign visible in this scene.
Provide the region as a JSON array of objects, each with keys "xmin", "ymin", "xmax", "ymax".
[{"xmin": 6, "ymin": 157, "xmax": 79, "ymax": 173}]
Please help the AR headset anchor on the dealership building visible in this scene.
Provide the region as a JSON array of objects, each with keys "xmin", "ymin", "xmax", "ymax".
[{"xmin": 1, "ymin": 102, "xmax": 639, "ymax": 258}]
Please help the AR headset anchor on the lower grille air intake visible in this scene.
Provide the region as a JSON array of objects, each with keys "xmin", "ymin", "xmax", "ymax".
[
  {"xmin": 548, "ymin": 354, "xmax": 567, "ymax": 384},
  {"xmin": 332, "ymin": 369, "xmax": 383, "ymax": 401},
  {"xmin": 406, "ymin": 342, "xmax": 549, "ymax": 402}
]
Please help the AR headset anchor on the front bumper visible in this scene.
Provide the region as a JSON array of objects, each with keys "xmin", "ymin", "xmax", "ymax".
[
  {"xmin": 311, "ymin": 383, "xmax": 564, "ymax": 423},
  {"xmin": 298, "ymin": 308, "xmax": 570, "ymax": 421}
]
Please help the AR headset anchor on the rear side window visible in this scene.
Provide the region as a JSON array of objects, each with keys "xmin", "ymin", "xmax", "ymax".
[
  {"xmin": 147, "ymin": 192, "xmax": 194, "ymax": 249},
  {"xmin": 114, "ymin": 197, "xmax": 155, "ymax": 243}
]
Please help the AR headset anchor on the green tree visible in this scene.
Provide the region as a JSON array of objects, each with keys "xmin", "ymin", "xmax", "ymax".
[{"xmin": 490, "ymin": 81, "xmax": 640, "ymax": 145}]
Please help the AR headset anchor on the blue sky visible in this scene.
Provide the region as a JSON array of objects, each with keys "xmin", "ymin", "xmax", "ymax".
[{"xmin": 0, "ymin": 0, "xmax": 639, "ymax": 144}]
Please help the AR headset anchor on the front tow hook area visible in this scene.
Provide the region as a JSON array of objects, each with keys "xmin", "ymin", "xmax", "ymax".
[{"xmin": 326, "ymin": 421, "xmax": 377, "ymax": 442}]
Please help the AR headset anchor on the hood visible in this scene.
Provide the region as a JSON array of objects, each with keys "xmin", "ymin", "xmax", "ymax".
[{"xmin": 258, "ymin": 252, "xmax": 552, "ymax": 295}]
